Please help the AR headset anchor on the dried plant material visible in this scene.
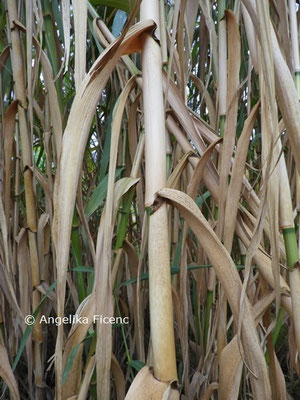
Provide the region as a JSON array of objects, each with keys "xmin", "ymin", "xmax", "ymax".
[
  {"xmin": 224, "ymin": 101, "xmax": 260, "ymax": 251},
  {"xmin": 219, "ymin": 292, "xmax": 276, "ymax": 400},
  {"xmin": 125, "ymin": 366, "xmax": 179, "ymax": 400},
  {"xmin": 0, "ymin": 343, "xmax": 20, "ymax": 400},
  {"xmin": 111, "ymin": 354, "xmax": 126, "ymax": 400},
  {"xmin": 190, "ymin": 74, "xmax": 217, "ymax": 128},
  {"xmin": 219, "ymin": 336, "xmax": 243, "ymax": 400},
  {"xmin": 94, "ymin": 76, "xmax": 137, "ymax": 399},
  {"xmin": 157, "ymin": 188, "xmax": 271, "ymax": 399},
  {"xmin": 72, "ymin": 0, "xmax": 87, "ymax": 88},
  {"xmin": 140, "ymin": 0, "xmax": 177, "ymax": 383},
  {"xmin": 62, "ymin": 0, "xmax": 70, "ymax": 72},
  {"xmin": 218, "ymin": 10, "xmax": 241, "ymax": 240},
  {"xmin": 53, "ymin": 17, "xmax": 154, "ymax": 398},
  {"xmin": 1, "ymin": 1, "xmax": 299, "ymax": 398},
  {"xmin": 167, "ymin": 151, "xmax": 195, "ymax": 189},
  {"xmin": 187, "ymin": 138, "xmax": 222, "ymax": 199},
  {"xmin": 62, "ymin": 294, "xmax": 96, "ymax": 399},
  {"xmin": 199, "ymin": 0, "xmax": 218, "ymax": 79},
  {"xmin": 202, "ymin": 382, "xmax": 218, "ymax": 400}
]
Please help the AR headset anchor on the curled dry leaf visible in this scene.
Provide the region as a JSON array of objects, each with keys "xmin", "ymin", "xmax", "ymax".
[
  {"xmin": 52, "ymin": 18, "xmax": 155, "ymax": 397},
  {"xmin": 157, "ymin": 188, "xmax": 272, "ymax": 399},
  {"xmin": 125, "ymin": 366, "xmax": 179, "ymax": 400}
]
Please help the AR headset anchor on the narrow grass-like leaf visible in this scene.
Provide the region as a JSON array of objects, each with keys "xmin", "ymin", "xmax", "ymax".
[{"xmin": 85, "ymin": 167, "xmax": 123, "ymax": 219}]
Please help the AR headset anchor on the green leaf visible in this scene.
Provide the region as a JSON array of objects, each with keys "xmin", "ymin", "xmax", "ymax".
[
  {"xmin": 88, "ymin": 16, "xmax": 104, "ymax": 54},
  {"xmin": 115, "ymin": 186, "xmax": 135, "ymax": 249},
  {"xmin": 128, "ymin": 359, "xmax": 145, "ymax": 372},
  {"xmin": 71, "ymin": 230, "xmax": 86, "ymax": 302},
  {"xmin": 112, "ymin": 10, "xmax": 128, "ymax": 37},
  {"xmin": 195, "ymin": 191, "xmax": 211, "ymax": 207},
  {"xmin": 118, "ymin": 263, "xmax": 244, "ymax": 287},
  {"xmin": 12, "ymin": 281, "xmax": 57, "ymax": 371},
  {"xmin": 71, "ymin": 266, "xmax": 94, "ymax": 273},
  {"xmin": 89, "ymin": 0, "xmax": 136, "ymax": 13},
  {"xmin": 99, "ymin": 110, "xmax": 113, "ymax": 182},
  {"xmin": 85, "ymin": 167, "xmax": 123, "ymax": 218},
  {"xmin": 62, "ymin": 344, "xmax": 80, "ymax": 384},
  {"xmin": 172, "ymin": 230, "xmax": 183, "ymax": 268},
  {"xmin": 51, "ymin": 0, "xmax": 64, "ymax": 40}
]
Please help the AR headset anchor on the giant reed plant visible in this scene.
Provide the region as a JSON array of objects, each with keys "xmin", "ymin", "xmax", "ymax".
[{"xmin": 0, "ymin": 0, "xmax": 300, "ymax": 399}]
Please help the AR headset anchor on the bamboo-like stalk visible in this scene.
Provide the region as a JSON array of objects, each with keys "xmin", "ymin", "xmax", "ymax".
[
  {"xmin": 140, "ymin": 0, "xmax": 177, "ymax": 383},
  {"xmin": 159, "ymin": 0, "xmax": 168, "ymax": 65},
  {"xmin": 6, "ymin": 0, "xmax": 42, "ymax": 390},
  {"xmin": 73, "ymin": 0, "xmax": 87, "ymax": 89},
  {"xmin": 289, "ymin": 0, "xmax": 300, "ymax": 251},
  {"xmin": 217, "ymin": 0, "xmax": 228, "ymax": 359},
  {"xmin": 3, "ymin": 0, "xmax": 300, "ymax": 397},
  {"xmin": 218, "ymin": 0, "xmax": 227, "ymax": 132},
  {"xmin": 242, "ymin": 0, "xmax": 300, "ymax": 174},
  {"xmin": 241, "ymin": 3, "xmax": 258, "ymax": 72},
  {"xmin": 268, "ymin": 0, "xmax": 300, "ymax": 359},
  {"xmin": 288, "ymin": 0, "xmax": 300, "ymax": 81},
  {"xmin": 283, "ymin": 227, "xmax": 300, "ymax": 354}
]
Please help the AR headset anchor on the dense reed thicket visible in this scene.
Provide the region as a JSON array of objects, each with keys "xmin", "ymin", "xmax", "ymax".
[{"xmin": 1, "ymin": 0, "xmax": 300, "ymax": 399}]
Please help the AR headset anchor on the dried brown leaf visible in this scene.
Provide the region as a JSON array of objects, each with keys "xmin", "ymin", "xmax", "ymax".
[
  {"xmin": 125, "ymin": 366, "xmax": 179, "ymax": 399},
  {"xmin": 157, "ymin": 188, "xmax": 271, "ymax": 399},
  {"xmin": 0, "ymin": 343, "xmax": 20, "ymax": 400}
]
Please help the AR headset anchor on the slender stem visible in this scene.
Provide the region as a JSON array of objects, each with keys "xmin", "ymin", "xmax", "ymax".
[
  {"xmin": 7, "ymin": 0, "xmax": 42, "ymax": 391},
  {"xmin": 219, "ymin": 114, "xmax": 226, "ymax": 137},
  {"xmin": 203, "ymin": 289, "xmax": 214, "ymax": 352},
  {"xmin": 217, "ymin": 0, "xmax": 227, "ymax": 357},
  {"xmin": 272, "ymin": 308, "xmax": 285, "ymax": 346},
  {"xmin": 218, "ymin": 0, "xmax": 226, "ymax": 21},
  {"xmin": 140, "ymin": 0, "xmax": 177, "ymax": 382}
]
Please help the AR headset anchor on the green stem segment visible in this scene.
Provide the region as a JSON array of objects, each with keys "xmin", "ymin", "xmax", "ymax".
[
  {"xmin": 115, "ymin": 187, "xmax": 135, "ymax": 250},
  {"xmin": 295, "ymin": 71, "xmax": 300, "ymax": 99},
  {"xmin": 272, "ymin": 308, "xmax": 285, "ymax": 347},
  {"xmin": 203, "ymin": 289, "xmax": 214, "ymax": 352},
  {"xmin": 218, "ymin": 0, "xmax": 226, "ymax": 21},
  {"xmin": 219, "ymin": 114, "xmax": 226, "ymax": 138},
  {"xmin": 283, "ymin": 227, "xmax": 299, "ymax": 268}
]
